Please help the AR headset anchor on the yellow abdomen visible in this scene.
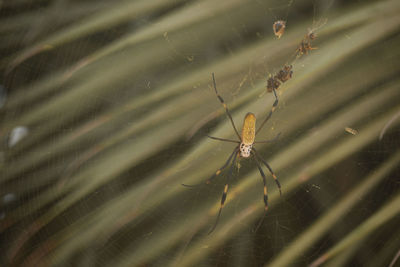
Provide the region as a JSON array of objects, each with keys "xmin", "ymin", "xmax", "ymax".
[{"xmin": 241, "ymin": 113, "xmax": 256, "ymax": 145}]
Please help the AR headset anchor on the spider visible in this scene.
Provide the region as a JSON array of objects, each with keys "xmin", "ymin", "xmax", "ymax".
[{"xmin": 183, "ymin": 73, "xmax": 282, "ymax": 234}]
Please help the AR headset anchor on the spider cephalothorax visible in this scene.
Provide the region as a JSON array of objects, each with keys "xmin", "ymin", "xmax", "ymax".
[{"xmin": 239, "ymin": 143, "xmax": 253, "ymax": 158}]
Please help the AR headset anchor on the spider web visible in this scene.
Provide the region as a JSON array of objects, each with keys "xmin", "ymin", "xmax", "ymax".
[{"xmin": 1, "ymin": 0, "xmax": 400, "ymax": 266}]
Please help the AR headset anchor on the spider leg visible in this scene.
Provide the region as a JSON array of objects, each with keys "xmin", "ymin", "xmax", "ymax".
[
  {"xmin": 254, "ymin": 156, "xmax": 268, "ymax": 211},
  {"xmin": 182, "ymin": 147, "xmax": 238, "ymax": 187},
  {"xmin": 252, "ymin": 154, "xmax": 269, "ymax": 232},
  {"xmin": 208, "ymin": 151, "xmax": 238, "ymax": 234},
  {"xmin": 256, "ymin": 88, "xmax": 278, "ymax": 135},
  {"xmin": 212, "ymin": 73, "xmax": 241, "ymax": 140},
  {"xmin": 206, "ymin": 135, "xmax": 240, "ymax": 143},
  {"xmin": 252, "ymin": 148, "xmax": 281, "ymax": 196},
  {"xmin": 254, "ymin": 132, "xmax": 281, "ymax": 144}
]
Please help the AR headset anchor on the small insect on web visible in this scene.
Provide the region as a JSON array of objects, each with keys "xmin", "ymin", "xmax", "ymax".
[
  {"xmin": 273, "ymin": 20, "xmax": 286, "ymax": 39},
  {"xmin": 296, "ymin": 19, "xmax": 327, "ymax": 57},
  {"xmin": 297, "ymin": 33, "xmax": 317, "ymax": 56},
  {"xmin": 182, "ymin": 73, "xmax": 282, "ymax": 234},
  {"xmin": 267, "ymin": 64, "xmax": 293, "ymax": 93},
  {"xmin": 268, "ymin": 0, "xmax": 294, "ymax": 39}
]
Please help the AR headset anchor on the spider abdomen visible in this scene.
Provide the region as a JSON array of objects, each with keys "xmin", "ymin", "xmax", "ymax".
[
  {"xmin": 240, "ymin": 113, "xmax": 256, "ymax": 157},
  {"xmin": 241, "ymin": 112, "xmax": 256, "ymax": 144}
]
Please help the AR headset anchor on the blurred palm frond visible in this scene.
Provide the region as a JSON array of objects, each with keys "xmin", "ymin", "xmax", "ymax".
[{"xmin": 1, "ymin": 0, "xmax": 400, "ymax": 266}]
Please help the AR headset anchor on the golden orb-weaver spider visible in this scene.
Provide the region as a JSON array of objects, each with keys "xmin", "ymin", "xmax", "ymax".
[{"xmin": 183, "ymin": 73, "xmax": 282, "ymax": 234}]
